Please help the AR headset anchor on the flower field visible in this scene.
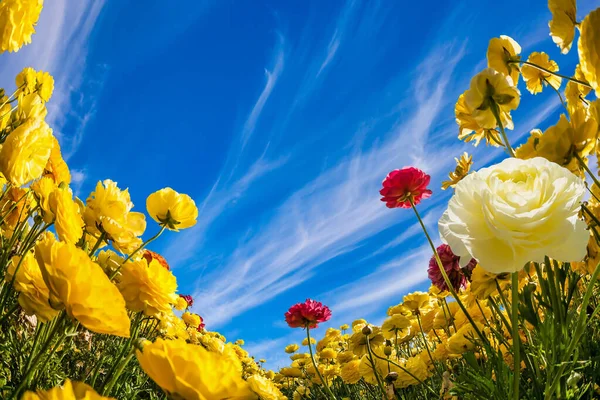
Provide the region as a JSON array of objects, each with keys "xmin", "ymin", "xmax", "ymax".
[{"xmin": 0, "ymin": 0, "xmax": 600, "ymax": 399}]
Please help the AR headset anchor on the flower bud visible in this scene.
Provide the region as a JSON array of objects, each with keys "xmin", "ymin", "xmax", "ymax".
[
  {"xmin": 383, "ymin": 346, "xmax": 392, "ymax": 356},
  {"xmin": 385, "ymin": 372, "xmax": 398, "ymax": 383},
  {"xmin": 361, "ymin": 325, "xmax": 373, "ymax": 335}
]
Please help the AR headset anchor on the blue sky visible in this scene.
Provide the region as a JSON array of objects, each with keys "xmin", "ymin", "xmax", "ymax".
[{"xmin": 3, "ymin": 0, "xmax": 596, "ymax": 369}]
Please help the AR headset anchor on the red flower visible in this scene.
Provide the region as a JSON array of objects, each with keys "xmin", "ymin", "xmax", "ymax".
[
  {"xmin": 285, "ymin": 299, "xmax": 332, "ymax": 329},
  {"xmin": 428, "ymin": 244, "xmax": 477, "ymax": 292},
  {"xmin": 179, "ymin": 294, "xmax": 194, "ymax": 308},
  {"xmin": 380, "ymin": 167, "xmax": 432, "ymax": 208},
  {"xmin": 143, "ymin": 250, "xmax": 171, "ymax": 270}
]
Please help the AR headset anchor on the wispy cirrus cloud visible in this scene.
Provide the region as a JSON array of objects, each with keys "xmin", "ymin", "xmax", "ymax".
[{"xmin": 190, "ymin": 40, "xmax": 467, "ymax": 328}]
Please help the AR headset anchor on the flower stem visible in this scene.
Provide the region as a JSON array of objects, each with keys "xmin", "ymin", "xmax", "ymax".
[
  {"xmin": 415, "ymin": 313, "xmax": 441, "ymax": 378},
  {"xmin": 112, "ymin": 225, "xmax": 166, "ymax": 279},
  {"xmin": 511, "ymin": 271, "xmax": 520, "ymax": 400},
  {"xmin": 490, "ymin": 101, "xmax": 515, "ymax": 157},
  {"xmin": 512, "ymin": 60, "xmax": 592, "ymax": 89},
  {"xmin": 575, "ymin": 152, "xmax": 600, "ymax": 190},
  {"xmin": 365, "ymin": 335, "xmax": 387, "ymax": 395},
  {"xmin": 409, "ymin": 198, "xmax": 487, "ymax": 344},
  {"xmin": 306, "ymin": 327, "xmax": 336, "ymax": 400}
]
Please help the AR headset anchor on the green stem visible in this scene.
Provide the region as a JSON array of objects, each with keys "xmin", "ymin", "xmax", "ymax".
[
  {"xmin": 511, "ymin": 272, "xmax": 520, "ymax": 400},
  {"xmin": 575, "ymin": 152, "xmax": 600, "ymax": 190},
  {"xmin": 306, "ymin": 327, "xmax": 336, "ymax": 400},
  {"xmin": 365, "ymin": 335, "xmax": 387, "ymax": 395},
  {"xmin": 103, "ymin": 350, "xmax": 135, "ymax": 396},
  {"xmin": 89, "ymin": 231, "xmax": 107, "ymax": 256},
  {"xmin": 409, "ymin": 198, "xmax": 487, "ymax": 344},
  {"xmin": 10, "ymin": 314, "xmax": 66, "ymax": 398},
  {"xmin": 112, "ymin": 225, "xmax": 166, "ymax": 279},
  {"xmin": 513, "ymin": 60, "xmax": 592, "ymax": 89},
  {"xmin": 415, "ymin": 313, "xmax": 440, "ymax": 378},
  {"xmin": 490, "ymin": 101, "xmax": 515, "ymax": 157},
  {"xmin": 545, "ymin": 77, "xmax": 567, "ymax": 110}
]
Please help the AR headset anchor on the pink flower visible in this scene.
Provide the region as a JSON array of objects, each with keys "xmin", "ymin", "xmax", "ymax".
[
  {"xmin": 179, "ymin": 294, "xmax": 194, "ymax": 308},
  {"xmin": 285, "ymin": 299, "xmax": 332, "ymax": 329},
  {"xmin": 428, "ymin": 244, "xmax": 477, "ymax": 292},
  {"xmin": 380, "ymin": 167, "xmax": 432, "ymax": 208}
]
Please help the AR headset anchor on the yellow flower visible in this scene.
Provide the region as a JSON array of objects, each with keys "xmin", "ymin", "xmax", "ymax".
[
  {"xmin": 301, "ymin": 337, "xmax": 316, "ymax": 346},
  {"xmin": 49, "ymin": 187, "xmax": 84, "ymax": 244},
  {"xmin": 403, "ymin": 291, "xmax": 432, "ymax": 314},
  {"xmin": 0, "ymin": 95, "xmax": 12, "ymax": 131},
  {"xmin": 0, "ymin": 117, "xmax": 53, "ymax": 187},
  {"xmin": 35, "ymin": 236, "xmax": 130, "ymax": 337},
  {"xmin": 395, "ymin": 356, "xmax": 431, "ymax": 389},
  {"xmin": 340, "ymin": 323, "xmax": 349, "ymax": 330},
  {"xmin": 182, "ymin": 311, "xmax": 201, "ymax": 328},
  {"xmin": 16, "ymin": 66, "xmax": 37, "ymax": 94},
  {"xmin": 387, "ymin": 304, "xmax": 411, "ymax": 317},
  {"xmin": 137, "ymin": 338, "xmax": 255, "ymax": 400},
  {"xmin": 320, "ymin": 348, "xmax": 337, "ymax": 359},
  {"xmin": 280, "ymin": 367, "xmax": 303, "ymax": 378},
  {"xmin": 439, "ymin": 157, "xmax": 588, "ymax": 273},
  {"xmin": 348, "ymin": 326, "xmax": 384, "ymax": 357},
  {"xmin": 285, "ymin": 344, "xmax": 299, "ymax": 354},
  {"xmin": 433, "ymin": 302, "xmax": 459, "ymax": 330},
  {"xmin": 7, "ymin": 252, "xmax": 57, "ymax": 322},
  {"xmin": 21, "ymin": 379, "xmax": 113, "ymax": 400},
  {"xmin": 340, "ymin": 360, "xmax": 361, "ymax": 385},
  {"xmin": 118, "ymin": 257, "xmax": 177, "ymax": 317},
  {"xmin": 516, "ymin": 112, "xmax": 598, "ymax": 173},
  {"xmin": 31, "ymin": 176, "xmax": 56, "ymax": 223},
  {"xmin": 442, "ymin": 152, "xmax": 473, "ymax": 190},
  {"xmin": 35, "ymin": 70, "xmax": 54, "ymax": 102},
  {"xmin": 174, "ymin": 296, "xmax": 188, "ymax": 311},
  {"xmin": 486, "ymin": 35, "xmax": 521, "ymax": 84},
  {"xmin": 549, "ymin": 0, "xmax": 577, "ymax": 54},
  {"xmin": 381, "ymin": 314, "xmax": 411, "ymax": 339},
  {"xmin": 464, "ymin": 68, "xmax": 520, "ymax": 131},
  {"xmin": 43, "ymin": 135, "xmax": 70, "ymax": 185},
  {"xmin": 446, "ymin": 324, "xmax": 481, "ymax": 354},
  {"xmin": 157, "ymin": 310, "xmax": 189, "ymax": 340},
  {"xmin": 146, "ymin": 187, "xmax": 198, "ymax": 231},
  {"xmin": 293, "ymin": 386, "xmax": 310, "ymax": 400},
  {"xmin": 0, "ymin": 0, "xmax": 43, "ymax": 53},
  {"xmin": 455, "ymin": 93, "xmax": 502, "ymax": 147},
  {"xmin": 578, "ymin": 7, "xmax": 600, "ymax": 96},
  {"xmin": 16, "ymin": 91, "xmax": 46, "ymax": 121},
  {"xmin": 565, "ymin": 65, "xmax": 592, "ymax": 112},
  {"xmin": 469, "ymin": 265, "xmax": 510, "ymax": 300},
  {"xmin": 0, "ymin": 187, "xmax": 32, "ymax": 232},
  {"xmin": 247, "ymin": 374, "xmax": 285, "ymax": 400},
  {"xmin": 84, "ymin": 180, "xmax": 146, "ymax": 254},
  {"xmin": 521, "ymin": 52, "xmax": 562, "ymax": 94}
]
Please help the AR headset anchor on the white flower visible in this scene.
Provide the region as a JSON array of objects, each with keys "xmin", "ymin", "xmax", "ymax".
[{"xmin": 438, "ymin": 157, "xmax": 588, "ymax": 273}]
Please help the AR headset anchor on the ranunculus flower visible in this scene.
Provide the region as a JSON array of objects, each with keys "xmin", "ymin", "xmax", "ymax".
[
  {"xmin": 146, "ymin": 187, "xmax": 198, "ymax": 231},
  {"xmin": 380, "ymin": 167, "xmax": 432, "ymax": 208},
  {"xmin": 439, "ymin": 157, "xmax": 588, "ymax": 273},
  {"xmin": 428, "ymin": 244, "xmax": 477, "ymax": 292},
  {"xmin": 21, "ymin": 379, "xmax": 112, "ymax": 400},
  {"xmin": 136, "ymin": 338, "xmax": 254, "ymax": 400},
  {"xmin": 0, "ymin": 0, "xmax": 44, "ymax": 54},
  {"xmin": 0, "ymin": 117, "xmax": 53, "ymax": 187},
  {"xmin": 285, "ymin": 299, "xmax": 331, "ymax": 329},
  {"xmin": 578, "ymin": 7, "xmax": 600, "ymax": 96}
]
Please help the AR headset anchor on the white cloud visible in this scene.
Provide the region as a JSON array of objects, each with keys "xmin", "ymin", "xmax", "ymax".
[{"xmin": 189, "ymin": 42, "xmax": 467, "ymax": 328}]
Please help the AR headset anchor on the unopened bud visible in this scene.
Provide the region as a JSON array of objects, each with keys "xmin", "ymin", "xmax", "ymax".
[
  {"xmin": 383, "ymin": 346, "xmax": 392, "ymax": 356},
  {"xmin": 385, "ymin": 372, "xmax": 398, "ymax": 383},
  {"xmin": 361, "ymin": 325, "xmax": 373, "ymax": 335}
]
